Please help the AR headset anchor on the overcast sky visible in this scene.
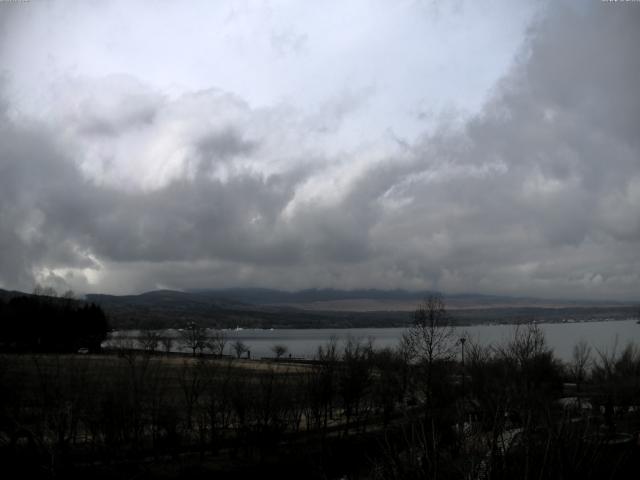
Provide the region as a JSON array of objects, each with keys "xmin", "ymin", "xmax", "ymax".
[{"xmin": 0, "ymin": 0, "xmax": 638, "ymax": 300}]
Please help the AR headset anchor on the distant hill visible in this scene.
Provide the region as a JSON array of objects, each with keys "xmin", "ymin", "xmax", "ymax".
[
  {"xmin": 188, "ymin": 288, "xmax": 629, "ymax": 311},
  {"xmin": 2, "ymin": 287, "xmax": 636, "ymax": 330},
  {"xmin": 85, "ymin": 288, "xmax": 637, "ymax": 330},
  {"xmin": 188, "ymin": 288, "xmax": 436, "ymax": 305}
]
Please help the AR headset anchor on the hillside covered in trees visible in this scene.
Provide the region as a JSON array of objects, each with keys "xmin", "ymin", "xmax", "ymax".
[
  {"xmin": 85, "ymin": 288, "xmax": 638, "ymax": 330},
  {"xmin": 0, "ymin": 292, "xmax": 109, "ymax": 353}
]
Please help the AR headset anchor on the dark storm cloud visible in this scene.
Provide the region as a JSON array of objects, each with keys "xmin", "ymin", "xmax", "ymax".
[
  {"xmin": 0, "ymin": 116, "xmax": 92, "ymax": 288},
  {"xmin": 385, "ymin": 2, "xmax": 640, "ymax": 296},
  {"xmin": 0, "ymin": 116, "xmax": 302, "ymax": 261},
  {"xmin": 0, "ymin": 2, "xmax": 638, "ymax": 299},
  {"xmin": 195, "ymin": 128, "xmax": 259, "ymax": 176}
]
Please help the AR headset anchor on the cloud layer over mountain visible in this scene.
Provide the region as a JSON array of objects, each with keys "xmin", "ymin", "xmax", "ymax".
[{"xmin": 0, "ymin": 1, "xmax": 638, "ymax": 300}]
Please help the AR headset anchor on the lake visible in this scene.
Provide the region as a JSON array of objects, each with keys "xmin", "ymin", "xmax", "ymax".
[{"xmin": 109, "ymin": 319, "xmax": 640, "ymax": 362}]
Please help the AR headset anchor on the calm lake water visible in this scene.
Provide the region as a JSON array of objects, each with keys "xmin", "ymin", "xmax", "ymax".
[{"xmin": 109, "ymin": 319, "xmax": 640, "ymax": 362}]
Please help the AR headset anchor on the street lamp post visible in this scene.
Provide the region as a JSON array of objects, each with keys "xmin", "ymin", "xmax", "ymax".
[
  {"xmin": 460, "ymin": 337, "xmax": 466, "ymax": 396},
  {"xmin": 459, "ymin": 336, "xmax": 467, "ymax": 434}
]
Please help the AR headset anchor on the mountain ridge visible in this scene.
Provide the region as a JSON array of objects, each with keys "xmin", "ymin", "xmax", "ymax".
[{"xmin": 2, "ymin": 288, "xmax": 636, "ymax": 330}]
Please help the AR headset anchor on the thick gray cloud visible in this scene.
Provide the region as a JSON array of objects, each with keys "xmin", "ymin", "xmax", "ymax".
[{"xmin": 0, "ymin": 1, "xmax": 638, "ymax": 300}]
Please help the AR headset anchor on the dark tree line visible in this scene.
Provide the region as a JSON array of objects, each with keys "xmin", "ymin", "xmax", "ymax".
[{"xmin": 0, "ymin": 294, "xmax": 109, "ymax": 353}]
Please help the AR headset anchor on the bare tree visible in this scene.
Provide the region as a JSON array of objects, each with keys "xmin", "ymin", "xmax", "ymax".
[
  {"xmin": 271, "ymin": 344, "xmax": 288, "ymax": 360},
  {"xmin": 569, "ymin": 340, "xmax": 592, "ymax": 393},
  {"xmin": 339, "ymin": 337, "xmax": 374, "ymax": 434},
  {"xmin": 62, "ymin": 289, "xmax": 76, "ymax": 300},
  {"xmin": 113, "ymin": 335, "xmax": 137, "ymax": 356},
  {"xmin": 592, "ymin": 340, "xmax": 640, "ymax": 429},
  {"xmin": 33, "ymin": 283, "xmax": 44, "ymax": 296},
  {"xmin": 405, "ymin": 294, "xmax": 455, "ymax": 363},
  {"xmin": 177, "ymin": 359, "xmax": 207, "ymax": 431},
  {"xmin": 33, "ymin": 284, "xmax": 57, "ymax": 297},
  {"xmin": 232, "ymin": 340, "xmax": 248, "ymax": 359},
  {"xmin": 140, "ymin": 330, "xmax": 160, "ymax": 354},
  {"xmin": 180, "ymin": 322, "xmax": 208, "ymax": 357},
  {"xmin": 160, "ymin": 336, "xmax": 174, "ymax": 355},
  {"xmin": 206, "ymin": 330, "xmax": 227, "ymax": 356},
  {"xmin": 308, "ymin": 336, "xmax": 340, "ymax": 432},
  {"xmin": 404, "ymin": 294, "xmax": 455, "ymax": 407},
  {"xmin": 395, "ymin": 334, "xmax": 415, "ymax": 403},
  {"xmin": 61, "ymin": 289, "xmax": 76, "ymax": 308},
  {"xmin": 495, "ymin": 323, "xmax": 562, "ymax": 430},
  {"xmin": 499, "ymin": 323, "xmax": 550, "ymax": 366}
]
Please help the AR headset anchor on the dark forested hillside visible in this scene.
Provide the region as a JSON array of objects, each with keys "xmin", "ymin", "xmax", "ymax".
[
  {"xmin": 84, "ymin": 289, "xmax": 638, "ymax": 330},
  {"xmin": 0, "ymin": 294, "xmax": 109, "ymax": 353},
  {"xmin": 0, "ymin": 288, "xmax": 635, "ymax": 331}
]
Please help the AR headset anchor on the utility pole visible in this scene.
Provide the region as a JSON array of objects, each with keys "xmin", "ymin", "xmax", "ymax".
[
  {"xmin": 459, "ymin": 336, "xmax": 467, "ymax": 434},
  {"xmin": 460, "ymin": 337, "xmax": 466, "ymax": 396}
]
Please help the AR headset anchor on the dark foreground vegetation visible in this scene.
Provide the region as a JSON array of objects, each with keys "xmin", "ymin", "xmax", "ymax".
[
  {"xmin": 0, "ymin": 292, "xmax": 109, "ymax": 353},
  {"xmin": 0, "ymin": 295, "xmax": 639, "ymax": 479}
]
